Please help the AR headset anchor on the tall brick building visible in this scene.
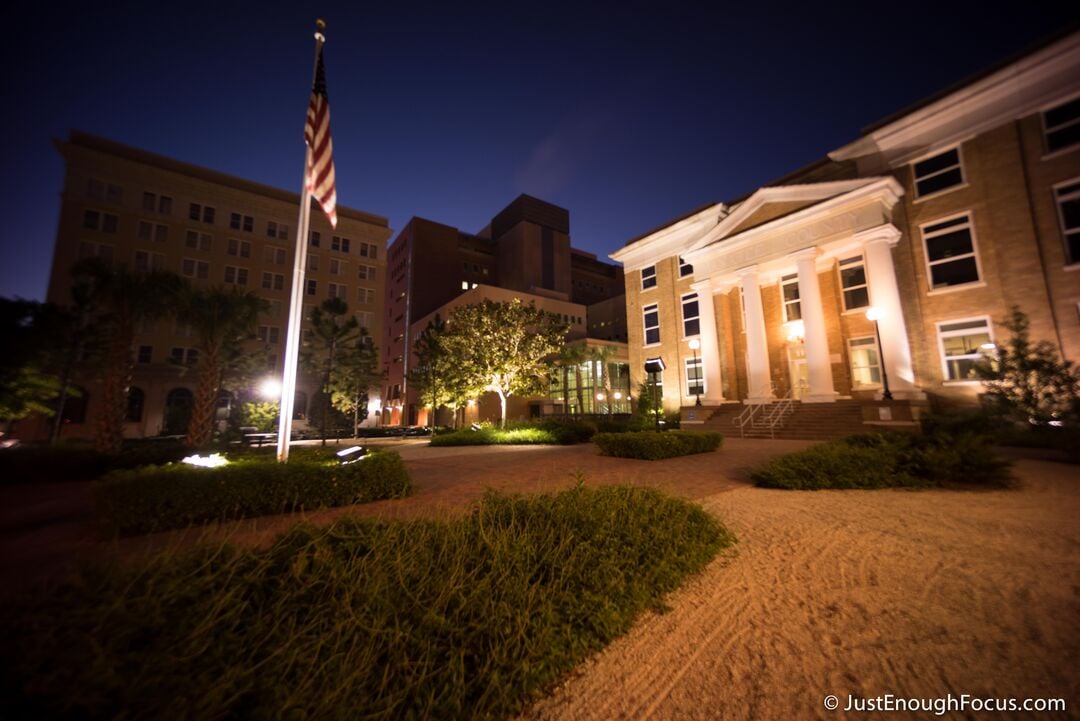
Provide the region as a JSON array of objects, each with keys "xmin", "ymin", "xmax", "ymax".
[
  {"xmin": 32, "ymin": 132, "xmax": 391, "ymax": 440},
  {"xmin": 611, "ymin": 32, "xmax": 1080, "ymax": 429}
]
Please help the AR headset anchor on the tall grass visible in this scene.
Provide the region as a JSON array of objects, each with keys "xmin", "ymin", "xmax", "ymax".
[{"xmin": 2, "ymin": 485, "xmax": 733, "ymax": 720}]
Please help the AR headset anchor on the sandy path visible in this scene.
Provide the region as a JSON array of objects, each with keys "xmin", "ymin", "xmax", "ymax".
[{"xmin": 522, "ymin": 459, "xmax": 1080, "ymax": 721}]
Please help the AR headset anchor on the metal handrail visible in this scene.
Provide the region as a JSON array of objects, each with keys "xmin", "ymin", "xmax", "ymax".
[{"xmin": 733, "ymin": 386, "xmax": 798, "ymax": 438}]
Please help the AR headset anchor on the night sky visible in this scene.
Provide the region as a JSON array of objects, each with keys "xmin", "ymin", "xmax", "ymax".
[{"xmin": 2, "ymin": 1, "xmax": 1075, "ymax": 301}]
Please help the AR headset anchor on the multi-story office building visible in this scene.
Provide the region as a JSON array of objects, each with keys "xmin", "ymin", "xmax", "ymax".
[
  {"xmin": 31, "ymin": 131, "xmax": 391, "ymax": 440},
  {"xmin": 381, "ymin": 194, "xmax": 627, "ymax": 425},
  {"xmin": 612, "ymin": 32, "xmax": 1080, "ymax": 429}
]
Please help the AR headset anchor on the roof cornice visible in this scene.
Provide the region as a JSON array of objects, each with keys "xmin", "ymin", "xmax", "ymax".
[{"xmin": 609, "ymin": 202, "xmax": 726, "ymax": 270}]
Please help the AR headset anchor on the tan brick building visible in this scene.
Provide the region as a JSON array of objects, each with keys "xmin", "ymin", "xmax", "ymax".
[
  {"xmin": 31, "ymin": 131, "xmax": 391, "ymax": 440},
  {"xmin": 612, "ymin": 33, "xmax": 1080, "ymax": 425}
]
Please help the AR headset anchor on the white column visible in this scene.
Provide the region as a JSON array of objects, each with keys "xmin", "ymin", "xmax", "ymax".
[
  {"xmin": 858, "ymin": 225, "xmax": 924, "ymax": 400},
  {"xmin": 738, "ymin": 266, "xmax": 774, "ymax": 403},
  {"xmin": 792, "ymin": 248, "xmax": 837, "ymax": 402},
  {"xmin": 690, "ymin": 279, "xmax": 724, "ymax": 403}
]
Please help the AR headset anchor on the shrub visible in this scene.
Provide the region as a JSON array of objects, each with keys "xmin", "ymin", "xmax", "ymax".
[
  {"xmin": 593, "ymin": 431, "xmax": 722, "ymax": 460},
  {"xmin": 535, "ymin": 418, "xmax": 597, "ymax": 444},
  {"xmin": 2, "ymin": 486, "xmax": 733, "ymax": 720},
  {"xmin": 752, "ymin": 431, "xmax": 1012, "ymax": 489},
  {"xmin": 0, "ymin": 441, "xmax": 189, "ymax": 484},
  {"xmin": 430, "ymin": 427, "xmax": 560, "ymax": 446},
  {"xmin": 94, "ymin": 451, "xmax": 411, "ymax": 535}
]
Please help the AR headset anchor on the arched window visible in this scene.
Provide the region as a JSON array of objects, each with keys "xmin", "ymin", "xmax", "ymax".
[
  {"xmin": 126, "ymin": 386, "xmax": 145, "ymax": 422},
  {"xmin": 163, "ymin": 387, "xmax": 194, "ymax": 435},
  {"xmin": 293, "ymin": 390, "xmax": 308, "ymax": 420}
]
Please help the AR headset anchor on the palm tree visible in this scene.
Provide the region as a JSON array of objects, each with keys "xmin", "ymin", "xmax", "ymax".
[
  {"xmin": 587, "ymin": 344, "xmax": 619, "ymax": 415},
  {"xmin": 303, "ymin": 297, "xmax": 359, "ymax": 445},
  {"xmin": 179, "ymin": 286, "xmax": 268, "ymax": 449},
  {"xmin": 73, "ymin": 258, "xmax": 185, "ymax": 454}
]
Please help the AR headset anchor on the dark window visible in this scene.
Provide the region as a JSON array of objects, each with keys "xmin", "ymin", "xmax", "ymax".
[
  {"xmin": 83, "ymin": 210, "xmax": 100, "ymax": 229},
  {"xmin": 839, "ymin": 256, "xmax": 870, "ymax": 311},
  {"xmin": 923, "ymin": 215, "xmax": 980, "ymax": 288},
  {"xmin": 1055, "ymin": 180, "xmax": 1080, "ymax": 265},
  {"xmin": 61, "ymin": 387, "xmax": 88, "ymax": 424},
  {"xmin": 126, "ymin": 387, "xmax": 145, "ymax": 422},
  {"xmin": 1044, "ymin": 97, "xmax": 1080, "ymax": 153},
  {"xmin": 643, "ymin": 304, "xmax": 660, "ymax": 345},
  {"xmin": 641, "ymin": 265, "xmax": 657, "ymax": 290},
  {"xmin": 137, "ymin": 345, "xmax": 153, "ymax": 363},
  {"xmin": 913, "ymin": 148, "xmax": 964, "ymax": 197},
  {"xmin": 310, "ymin": 231, "xmax": 321, "ymax": 247},
  {"xmin": 679, "ymin": 256, "xmax": 693, "ymax": 277}
]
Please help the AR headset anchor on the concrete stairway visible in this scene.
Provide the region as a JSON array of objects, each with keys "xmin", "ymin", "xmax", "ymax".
[{"xmin": 696, "ymin": 400, "xmax": 869, "ymax": 440}]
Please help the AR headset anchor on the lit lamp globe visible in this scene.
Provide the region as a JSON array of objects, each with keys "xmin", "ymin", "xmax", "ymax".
[
  {"xmin": 596, "ymin": 393, "xmax": 605, "ymax": 401},
  {"xmin": 613, "ymin": 392, "xmax": 622, "ymax": 400},
  {"xmin": 688, "ymin": 338, "xmax": 700, "ymax": 351},
  {"xmin": 259, "ymin": 378, "xmax": 282, "ymax": 400},
  {"xmin": 865, "ymin": 306, "xmax": 883, "ymax": 322}
]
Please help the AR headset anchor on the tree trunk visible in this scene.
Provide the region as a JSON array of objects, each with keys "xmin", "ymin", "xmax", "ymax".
[
  {"xmin": 95, "ymin": 320, "xmax": 133, "ymax": 455},
  {"xmin": 186, "ymin": 343, "xmax": 221, "ymax": 449},
  {"xmin": 497, "ymin": 389, "xmax": 507, "ymax": 429}
]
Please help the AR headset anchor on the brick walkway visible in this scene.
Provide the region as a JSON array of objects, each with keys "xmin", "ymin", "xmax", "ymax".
[{"xmin": 0, "ymin": 438, "xmax": 814, "ymax": 590}]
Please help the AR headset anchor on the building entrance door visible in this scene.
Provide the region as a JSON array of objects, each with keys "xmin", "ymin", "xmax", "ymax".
[{"xmin": 788, "ymin": 345, "xmax": 808, "ymax": 400}]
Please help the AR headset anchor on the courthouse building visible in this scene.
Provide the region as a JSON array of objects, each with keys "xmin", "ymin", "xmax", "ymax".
[
  {"xmin": 611, "ymin": 32, "xmax": 1080, "ymax": 432},
  {"xmin": 31, "ymin": 131, "xmax": 391, "ymax": 440}
]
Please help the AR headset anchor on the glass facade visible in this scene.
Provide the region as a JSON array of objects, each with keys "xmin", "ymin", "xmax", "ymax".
[{"xmin": 547, "ymin": 359, "xmax": 632, "ymax": 415}]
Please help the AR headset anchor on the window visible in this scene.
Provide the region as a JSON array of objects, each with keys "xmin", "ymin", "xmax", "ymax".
[
  {"xmin": 170, "ymin": 347, "xmax": 199, "ymax": 365},
  {"xmin": 358, "ymin": 287, "xmax": 376, "ymax": 304},
  {"xmin": 310, "ymin": 231, "xmax": 321, "ymax": 247},
  {"xmin": 142, "ymin": 193, "xmax": 172, "ymax": 214},
  {"xmin": 137, "ymin": 221, "xmax": 167, "ymax": 243},
  {"xmin": 331, "ymin": 236, "xmax": 351, "ymax": 253},
  {"xmin": 137, "ymin": 346, "xmax": 153, "ymax": 364},
  {"xmin": 937, "ymin": 318, "xmax": 992, "ymax": 382},
  {"xmin": 1054, "ymin": 179, "xmax": 1080, "ymax": 265},
  {"xmin": 190, "ymin": 203, "xmax": 215, "ymax": 224},
  {"xmin": 1043, "ymin": 97, "xmax": 1080, "ymax": 154},
  {"xmin": 328, "ymin": 282, "xmax": 346, "ymax": 299},
  {"xmin": 681, "ymin": 293, "xmax": 700, "ymax": 337},
  {"xmin": 133, "ymin": 250, "xmax": 164, "ymax": 272},
  {"xmin": 847, "ymin": 337, "xmax": 881, "ymax": 388},
  {"xmin": 922, "ymin": 214, "xmax": 980, "ymax": 289},
  {"xmin": 267, "ymin": 221, "xmax": 278, "ymax": 238},
  {"xmin": 641, "ymin": 265, "xmax": 657, "ymax": 290},
  {"xmin": 142, "ymin": 192, "xmax": 156, "ymax": 212},
  {"xmin": 126, "ymin": 387, "xmax": 145, "ymax": 423},
  {"xmin": 184, "ymin": 229, "xmax": 212, "ymax": 251},
  {"xmin": 913, "ymin": 147, "xmax": 964, "ymax": 197},
  {"xmin": 308, "ymin": 254, "xmax": 320, "ymax": 272},
  {"xmin": 838, "ymin": 256, "xmax": 869, "ymax": 311},
  {"xmin": 224, "ymin": 266, "xmax": 249, "ymax": 286},
  {"xmin": 258, "ymin": 326, "xmax": 281, "ymax": 344},
  {"xmin": 360, "ymin": 242, "xmax": 377, "ymax": 259},
  {"xmin": 265, "ymin": 246, "xmax": 287, "ymax": 265},
  {"xmin": 86, "ymin": 179, "xmax": 104, "ymax": 200},
  {"xmin": 262, "ymin": 272, "xmax": 285, "ymax": 291},
  {"xmin": 356, "ymin": 311, "xmax": 373, "ymax": 330},
  {"xmin": 329, "ymin": 259, "xmax": 342, "ymax": 275},
  {"xmin": 685, "ymin": 357, "xmax": 704, "ymax": 397},
  {"xmin": 679, "ymin": 256, "xmax": 693, "ymax": 277},
  {"xmin": 643, "ymin": 303, "xmax": 660, "ymax": 345},
  {"xmin": 83, "ymin": 209, "xmax": 118, "ymax": 232},
  {"xmin": 306, "ymin": 279, "xmax": 317, "ymax": 296},
  {"xmin": 78, "ymin": 241, "xmax": 114, "ymax": 263},
  {"xmin": 226, "ymin": 238, "xmax": 251, "ymax": 258},
  {"xmin": 780, "ymin": 274, "xmax": 801, "ymax": 321},
  {"xmin": 358, "ymin": 264, "xmax": 376, "ymax": 281},
  {"xmin": 158, "ymin": 195, "xmax": 172, "ymax": 215},
  {"xmin": 181, "ymin": 258, "xmax": 209, "ymax": 279},
  {"xmin": 230, "ymin": 213, "xmax": 253, "ymax": 232}
]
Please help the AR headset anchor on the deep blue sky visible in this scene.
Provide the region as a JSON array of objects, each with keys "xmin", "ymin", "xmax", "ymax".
[{"xmin": 2, "ymin": 1, "xmax": 1075, "ymax": 301}]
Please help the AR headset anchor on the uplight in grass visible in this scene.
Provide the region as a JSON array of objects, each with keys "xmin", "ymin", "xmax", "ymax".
[{"xmin": 181, "ymin": 453, "xmax": 229, "ymax": 468}]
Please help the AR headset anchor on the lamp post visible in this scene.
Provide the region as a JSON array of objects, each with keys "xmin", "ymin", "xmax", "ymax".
[
  {"xmin": 688, "ymin": 338, "xmax": 702, "ymax": 406},
  {"xmin": 865, "ymin": 307, "xmax": 893, "ymax": 401}
]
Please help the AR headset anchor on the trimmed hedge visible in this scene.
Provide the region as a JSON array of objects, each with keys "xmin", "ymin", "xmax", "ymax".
[
  {"xmin": 751, "ymin": 431, "xmax": 1013, "ymax": 490},
  {"xmin": 430, "ymin": 427, "xmax": 559, "ymax": 446},
  {"xmin": 94, "ymin": 451, "xmax": 411, "ymax": 535},
  {"xmin": 3, "ymin": 485, "xmax": 733, "ymax": 721},
  {"xmin": 593, "ymin": 431, "xmax": 723, "ymax": 460},
  {"xmin": 0, "ymin": 441, "xmax": 190, "ymax": 484}
]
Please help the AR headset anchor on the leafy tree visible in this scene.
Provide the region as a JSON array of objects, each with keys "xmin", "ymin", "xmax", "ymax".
[
  {"xmin": 409, "ymin": 315, "xmax": 458, "ymax": 426},
  {"xmin": 302, "ymin": 297, "xmax": 359, "ymax": 445},
  {"xmin": 440, "ymin": 299, "xmax": 568, "ymax": 428},
  {"xmin": 72, "ymin": 259, "xmax": 186, "ymax": 453},
  {"xmin": 0, "ymin": 299, "xmax": 59, "ymax": 430},
  {"xmin": 178, "ymin": 286, "xmax": 268, "ymax": 449},
  {"xmin": 236, "ymin": 401, "xmax": 280, "ymax": 432},
  {"xmin": 975, "ymin": 306, "xmax": 1080, "ymax": 426},
  {"xmin": 330, "ymin": 328, "xmax": 380, "ymax": 436}
]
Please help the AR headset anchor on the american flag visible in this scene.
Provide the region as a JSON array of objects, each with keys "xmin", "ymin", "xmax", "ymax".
[{"xmin": 305, "ymin": 46, "xmax": 337, "ymax": 228}]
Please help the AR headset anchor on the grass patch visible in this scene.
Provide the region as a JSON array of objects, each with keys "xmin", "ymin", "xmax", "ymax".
[
  {"xmin": 2, "ymin": 485, "xmax": 733, "ymax": 720},
  {"xmin": 430, "ymin": 427, "xmax": 560, "ymax": 446},
  {"xmin": 751, "ymin": 431, "xmax": 1013, "ymax": 489},
  {"xmin": 593, "ymin": 431, "xmax": 723, "ymax": 460},
  {"xmin": 94, "ymin": 450, "xmax": 411, "ymax": 535}
]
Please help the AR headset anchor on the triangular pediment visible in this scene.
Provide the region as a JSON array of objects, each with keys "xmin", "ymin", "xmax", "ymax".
[{"xmin": 687, "ymin": 178, "xmax": 883, "ymax": 252}]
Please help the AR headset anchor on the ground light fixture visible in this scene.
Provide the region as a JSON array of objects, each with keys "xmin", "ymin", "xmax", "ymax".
[
  {"xmin": 181, "ymin": 453, "xmax": 229, "ymax": 468},
  {"xmin": 688, "ymin": 338, "xmax": 702, "ymax": 406},
  {"xmin": 470, "ymin": 423, "xmax": 482, "ymax": 431},
  {"xmin": 644, "ymin": 357, "xmax": 666, "ymax": 432},
  {"xmin": 336, "ymin": 446, "xmax": 367, "ymax": 465},
  {"xmin": 865, "ymin": 306, "xmax": 893, "ymax": 400}
]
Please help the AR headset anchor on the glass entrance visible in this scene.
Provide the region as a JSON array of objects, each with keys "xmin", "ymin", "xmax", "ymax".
[{"xmin": 787, "ymin": 345, "xmax": 808, "ymax": 400}]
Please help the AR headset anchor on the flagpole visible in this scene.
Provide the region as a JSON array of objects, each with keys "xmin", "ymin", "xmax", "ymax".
[{"xmin": 277, "ymin": 20, "xmax": 326, "ymax": 463}]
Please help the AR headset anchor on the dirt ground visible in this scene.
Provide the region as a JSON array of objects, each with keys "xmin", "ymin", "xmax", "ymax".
[{"xmin": 520, "ymin": 458, "xmax": 1080, "ymax": 721}]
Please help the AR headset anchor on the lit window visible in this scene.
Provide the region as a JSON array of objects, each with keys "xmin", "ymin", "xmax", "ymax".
[
  {"xmin": 641, "ymin": 265, "xmax": 657, "ymax": 290},
  {"xmin": 838, "ymin": 256, "xmax": 869, "ymax": 311},
  {"xmin": 1043, "ymin": 97, "xmax": 1080, "ymax": 154},
  {"xmin": 780, "ymin": 274, "xmax": 801, "ymax": 321},
  {"xmin": 1054, "ymin": 179, "xmax": 1080, "ymax": 265},
  {"xmin": 847, "ymin": 337, "xmax": 881, "ymax": 388},
  {"xmin": 922, "ymin": 214, "xmax": 980, "ymax": 289},
  {"xmin": 643, "ymin": 303, "xmax": 660, "ymax": 345},
  {"xmin": 937, "ymin": 318, "xmax": 992, "ymax": 381},
  {"xmin": 913, "ymin": 147, "xmax": 964, "ymax": 197},
  {"xmin": 685, "ymin": 356, "xmax": 704, "ymax": 397},
  {"xmin": 681, "ymin": 293, "xmax": 700, "ymax": 337}
]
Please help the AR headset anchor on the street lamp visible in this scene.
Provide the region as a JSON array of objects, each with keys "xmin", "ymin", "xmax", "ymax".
[
  {"xmin": 258, "ymin": 377, "xmax": 282, "ymax": 400},
  {"xmin": 688, "ymin": 338, "xmax": 702, "ymax": 406},
  {"xmin": 865, "ymin": 306, "xmax": 893, "ymax": 401}
]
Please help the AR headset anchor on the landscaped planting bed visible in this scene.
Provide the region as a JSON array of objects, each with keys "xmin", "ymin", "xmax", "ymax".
[
  {"xmin": 3, "ymin": 485, "xmax": 733, "ymax": 720},
  {"xmin": 94, "ymin": 450, "xmax": 411, "ymax": 535},
  {"xmin": 430, "ymin": 419, "xmax": 596, "ymax": 446},
  {"xmin": 592, "ymin": 431, "xmax": 723, "ymax": 460},
  {"xmin": 751, "ymin": 431, "xmax": 1013, "ymax": 489}
]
